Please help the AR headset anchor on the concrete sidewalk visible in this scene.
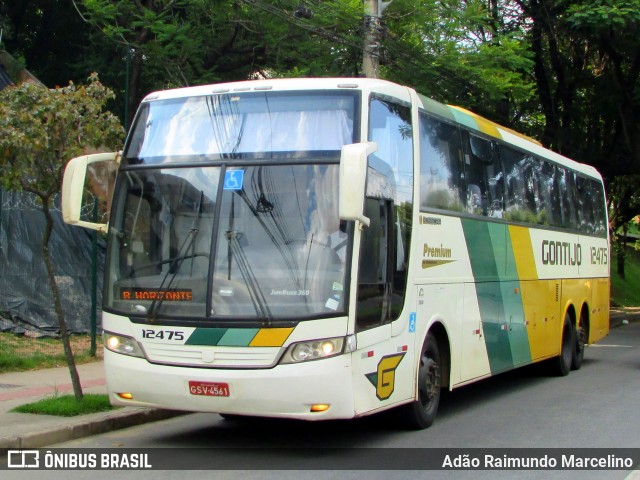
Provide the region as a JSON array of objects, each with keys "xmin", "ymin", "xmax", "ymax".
[
  {"xmin": 0, "ymin": 361, "xmax": 185, "ymax": 449},
  {"xmin": 1, "ymin": 307, "xmax": 639, "ymax": 450}
]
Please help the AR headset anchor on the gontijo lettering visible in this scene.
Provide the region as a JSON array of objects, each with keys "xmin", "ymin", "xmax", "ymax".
[{"xmin": 541, "ymin": 240, "xmax": 582, "ymax": 266}]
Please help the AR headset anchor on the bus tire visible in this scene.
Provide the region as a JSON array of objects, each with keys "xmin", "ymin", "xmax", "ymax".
[
  {"xmin": 551, "ymin": 314, "xmax": 573, "ymax": 377},
  {"xmin": 571, "ymin": 313, "xmax": 586, "ymax": 371},
  {"xmin": 401, "ymin": 333, "xmax": 441, "ymax": 429}
]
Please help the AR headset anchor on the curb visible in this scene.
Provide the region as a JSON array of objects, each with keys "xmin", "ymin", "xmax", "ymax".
[
  {"xmin": 0, "ymin": 408, "xmax": 187, "ymax": 449},
  {"xmin": 609, "ymin": 308, "xmax": 640, "ymax": 329}
]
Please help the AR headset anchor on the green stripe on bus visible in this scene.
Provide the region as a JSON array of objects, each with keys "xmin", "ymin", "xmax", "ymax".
[
  {"xmin": 448, "ymin": 107, "xmax": 478, "ymax": 132},
  {"xmin": 219, "ymin": 328, "xmax": 260, "ymax": 346},
  {"xmin": 185, "ymin": 328, "xmax": 228, "ymax": 346},
  {"xmin": 463, "ymin": 220, "xmax": 500, "ymax": 281},
  {"xmin": 462, "ymin": 219, "xmax": 532, "ymax": 372},
  {"xmin": 418, "ymin": 94, "xmax": 457, "ymax": 122},
  {"xmin": 475, "ymin": 282, "xmax": 514, "ymax": 372}
]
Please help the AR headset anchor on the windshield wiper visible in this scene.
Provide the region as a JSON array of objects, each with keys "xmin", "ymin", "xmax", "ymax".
[
  {"xmin": 223, "ymin": 192, "xmax": 272, "ymax": 321},
  {"xmin": 224, "ymin": 229, "xmax": 272, "ymax": 321}
]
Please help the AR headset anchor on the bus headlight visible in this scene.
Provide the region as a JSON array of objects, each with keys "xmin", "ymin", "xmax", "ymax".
[
  {"xmin": 279, "ymin": 337, "xmax": 345, "ymax": 364},
  {"xmin": 104, "ymin": 332, "xmax": 145, "ymax": 358}
]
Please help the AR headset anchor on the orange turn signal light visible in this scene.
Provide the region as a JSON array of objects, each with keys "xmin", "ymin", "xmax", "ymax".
[{"xmin": 310, "ymin": 404, "xmax": 330, "ymax": 413}]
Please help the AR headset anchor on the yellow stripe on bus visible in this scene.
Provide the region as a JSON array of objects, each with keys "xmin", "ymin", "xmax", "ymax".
[
  {"xmin": 508, "ymin": 225, "xmax": 537, "ymax": 280},
  {"xmin": 249, "ymin": 328, "xmax": 295, "ymax": 347},
  {"xmin": 448, "ymin": 105, "xmax": 500, "ymax": 138}
]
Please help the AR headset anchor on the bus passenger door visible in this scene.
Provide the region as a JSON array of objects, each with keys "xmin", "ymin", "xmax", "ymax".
[
  {"xmin": 355, "ymin": 198, "xmax": 393, "ymax": 333},
  {"xmin": 352, "ymin": 198, "xmax": 414, "ymax": 414}
]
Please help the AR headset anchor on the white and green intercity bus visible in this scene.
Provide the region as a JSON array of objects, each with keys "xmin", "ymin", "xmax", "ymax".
[{"xmin": 62, "ymin": 78, "xmax": 609, "ymax": 428}]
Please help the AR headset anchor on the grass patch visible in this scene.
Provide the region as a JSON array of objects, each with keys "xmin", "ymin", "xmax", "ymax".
[
  {"xmin": 12, "ymin": 394, "xmax": 115, "ymax": 417},
  {"xmin": 611, "ymin": 248, "xmax": 640, "ymax": 307},
  {"xmin": 0, "ymin": 334, "xmax": 102, "ymax": 373}
]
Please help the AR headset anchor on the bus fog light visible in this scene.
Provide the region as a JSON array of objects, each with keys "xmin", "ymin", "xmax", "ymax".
[
  {"xmin": 310, "ymin": 404, "xmax": 330, "ymax": 413},
  {"xmin": 104, "ymin": 332, "xmax": 145, "ymax": 358},
  {"xmin": 280, "ymin": 337, "xmax": 345, "ymax": 364}
]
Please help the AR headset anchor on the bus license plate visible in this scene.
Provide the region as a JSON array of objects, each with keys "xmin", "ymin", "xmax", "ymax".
[{"xmin": 188, "ymin": 381, "xmax": 230, "ymax": 397}]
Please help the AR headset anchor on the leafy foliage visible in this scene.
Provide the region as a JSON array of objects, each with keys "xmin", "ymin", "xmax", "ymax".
[
  {"xmin": 0, "ymin": 74, "xmax": 123, "ymax": 198},
  {"xmin": 0, "ymin": 74, "xmax": 123, "ymax": 400}
]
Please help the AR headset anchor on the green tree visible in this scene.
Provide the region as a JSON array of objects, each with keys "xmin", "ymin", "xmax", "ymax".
[
  {"xmin": 0, "ymin": 75, "xmax": 123, "ymax": 400},
  {"xmin": 381, "ymin": 0, "xmax": 536, "ymax": 128},
  {"xmin": 0, "ymin": 0, "xmax": 91, "ymax": 87},
  {"xmin": 511, "ymin": 0, "xmax": 640, "ymax": 275},
  {"xmin": 564, "ymin": 0, "xmax": 640, "ymax": 179},
  {"xmin": 608, "ymin": 176, "xmax": 640, "ymax": 278},
  {"xmin": 76, "ymin": 0, "xmax": 365, "ymax": 119}
]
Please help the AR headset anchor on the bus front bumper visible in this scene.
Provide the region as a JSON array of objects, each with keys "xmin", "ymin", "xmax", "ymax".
[{"xmin": 104, "ymin": 349, "xmax": 355, "ymax": 421}]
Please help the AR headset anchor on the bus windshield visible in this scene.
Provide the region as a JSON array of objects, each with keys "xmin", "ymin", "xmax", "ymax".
[
  {"xmin": 106, "ymin": 164, "xmax": 349, "ymax": 320},
  {"xmin": 124, "ymin": 91, "xmax": 356, "ymax": 163},
  {"xmin": 106, "ymin": 90, "xmax": 358, "ymax": 321}
]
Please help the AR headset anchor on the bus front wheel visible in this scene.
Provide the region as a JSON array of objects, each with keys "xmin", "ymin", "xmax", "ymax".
[{"xmin": 401, "ymin": 333, "xmax": 441, "ymax": 429}]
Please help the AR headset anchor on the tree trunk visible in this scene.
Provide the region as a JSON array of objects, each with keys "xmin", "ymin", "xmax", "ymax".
[
  {"xmin": 616, "ymin": 226, "xmax": 628, "ymax": 280},
  {"xmin": 617, "ymin": 247, "xmax": 626, "ymax": 279},
  {"xmin": 42, "ymin": 199, "xmax": 83, "ymax": 401}
]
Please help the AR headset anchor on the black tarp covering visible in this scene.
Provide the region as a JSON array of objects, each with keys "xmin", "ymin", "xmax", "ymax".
[
  {"xmin": 0, "ymin": 62, "xmax": 13, "ymax": 90},
  {"xmin": 0, "ymin": 190, "xmax": 104, "ymax": 336}
]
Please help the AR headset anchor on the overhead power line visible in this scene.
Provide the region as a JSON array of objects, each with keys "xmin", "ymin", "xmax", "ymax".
[{"xmin": 238, "ymin": 0, "xmax": 500, "ymax": 114}]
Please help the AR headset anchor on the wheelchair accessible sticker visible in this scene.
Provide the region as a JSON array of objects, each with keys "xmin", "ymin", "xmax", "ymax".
[{"xmin": 223, "ymin": 170, "xmax": 244, "ymax": 190}]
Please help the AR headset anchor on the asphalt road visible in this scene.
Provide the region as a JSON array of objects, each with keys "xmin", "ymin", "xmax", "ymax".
[{"xmin": 9, "ymin": 321, "xmax": 640, "ymax": 480}]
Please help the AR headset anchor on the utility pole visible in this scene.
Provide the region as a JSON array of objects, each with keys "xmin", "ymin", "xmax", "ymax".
[{"xmin": 362, "ymin": 0, "xmax": 393, "ymax": 78}]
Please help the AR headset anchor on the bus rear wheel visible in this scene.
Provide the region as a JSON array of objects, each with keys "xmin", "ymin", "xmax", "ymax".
[
  {"xmin": 401, "ymin": 333, "xmax": 441, "ymax": 429},
  {"xmin": 571, "ymin": 313, "xmax": 587, "ymax": 371},
  {"xmin": 551, "ymin": 314, "xmax": 573, "ymax": 377}
]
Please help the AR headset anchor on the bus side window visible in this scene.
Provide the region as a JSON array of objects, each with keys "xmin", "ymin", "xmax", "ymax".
[
  {"xmin": 590, "ymin": 180, "xmax": 607, "ymax": 236},
  {"xmin": 368, "ymin": 96, "xmax": 413, "ymax": 205},
  {"xmin": 557, "ymin": 167, "xmax": 578, "ymax": 230},
  {"xmin": 576, "ymin": 176, "xmax": 595, "ymax": 234},
  {"xmin": 538, "ymin": 161, "xmax": 562, "ymax": 227},
  {"xmin": 419, "ymin": 114, "xmax": 465, "ymax": 212},
  {"xmin": 463, "ymin": 133, "xmax": 503, "ymax": 218},
  {"xmin": 501, "ymin": 146, "xmax": 537, "ymax": 224}
]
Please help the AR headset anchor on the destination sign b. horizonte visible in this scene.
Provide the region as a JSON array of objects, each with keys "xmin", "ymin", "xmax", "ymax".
[
  {"xmin": 120, "ymin": 288, "xmax": 193, "ymax": 301},
  {"xmin": 2, "ymin": 448, "xmax": 639, "ymax": 471}
]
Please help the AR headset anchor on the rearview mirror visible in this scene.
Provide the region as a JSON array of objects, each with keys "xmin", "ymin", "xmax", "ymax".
[
  {"xmin": 339, "ymin": 142, "xmax": 377, "ymax": 227},
  {"xmin": 62, "ymin": 152, "xmax": 120, "ymax": 233}
]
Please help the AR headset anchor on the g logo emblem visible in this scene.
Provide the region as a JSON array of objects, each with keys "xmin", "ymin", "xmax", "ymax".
[{"xmin": 365, "ymin": 353, "xmax": 406, "ymax": 400}]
